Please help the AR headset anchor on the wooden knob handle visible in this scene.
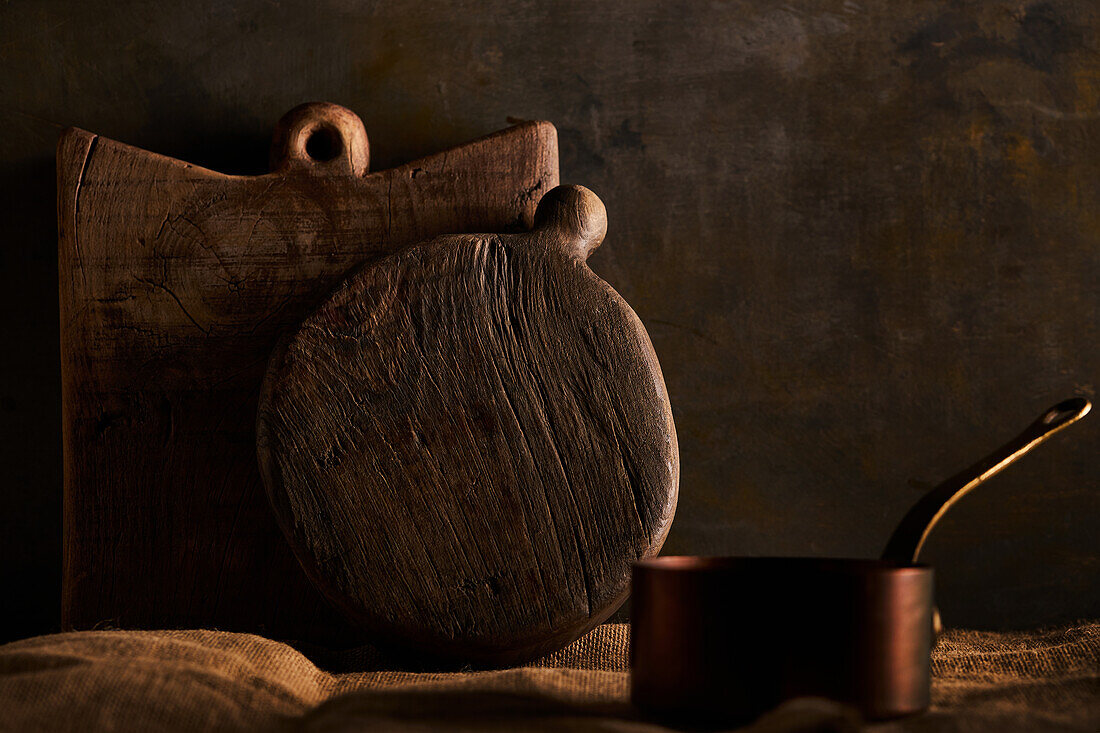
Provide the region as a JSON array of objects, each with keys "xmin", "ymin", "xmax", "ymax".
[
  {"xmin": 269, "ymin": 102, "xmax": 370, "ymax": 176},
  {"xmin": 533, "ymin": 185, "xmax": 607, "ymax": 259}
]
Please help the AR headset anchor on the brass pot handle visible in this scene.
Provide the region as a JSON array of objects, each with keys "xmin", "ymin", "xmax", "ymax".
[{"xmin": 881, "ymin": 398, "xmax": 1091, "ymax": 564}]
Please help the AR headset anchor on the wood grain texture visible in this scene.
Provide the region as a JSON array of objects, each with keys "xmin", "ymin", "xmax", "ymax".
[
  {"xmin": 58, "ymin": 103, "xmax": 559, "ymax": 643},
  {"xmin": 258, "ymin": 185, "xmax": 678, "ymax": 664},
  {"xmin": 10, "ymin": 0, "xmax": 1095, "ymax": 642}
]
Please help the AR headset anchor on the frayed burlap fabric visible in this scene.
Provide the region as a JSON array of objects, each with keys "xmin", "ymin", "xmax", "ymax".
[{"xmin": 0, "ymin": 623, "xmax": 1095, "ymax": 732}]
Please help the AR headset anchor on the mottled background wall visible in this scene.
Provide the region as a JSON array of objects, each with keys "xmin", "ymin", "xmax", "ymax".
[{"xmin": 2, "ymin": 1, "xmax": 1097, "ymax": 643}]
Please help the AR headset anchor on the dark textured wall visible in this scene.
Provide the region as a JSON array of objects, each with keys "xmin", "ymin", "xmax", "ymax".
[{"xmin": 2, "ymin": 1, "xmax": 1097, "ymax": 643}]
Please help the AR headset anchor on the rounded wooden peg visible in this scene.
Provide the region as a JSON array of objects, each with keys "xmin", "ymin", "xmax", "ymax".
[
  {"xmin": 533, "ymin": 184, "xmax": 607, "ymax": 259},
  {"xmin": 269, "ymin": 102, "xmax": 370, "ymax": 176}
]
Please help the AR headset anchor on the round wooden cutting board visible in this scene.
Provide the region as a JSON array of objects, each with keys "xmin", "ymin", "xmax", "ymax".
[{"xmin": 257, "ymin": 185, "xmax": 678, "ymax": 665}]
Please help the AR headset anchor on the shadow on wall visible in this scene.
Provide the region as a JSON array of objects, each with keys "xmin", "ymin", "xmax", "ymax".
[
  {"xmin": 0, "ymin": 115, "xmax": 280, "ymax": 643},
  {"xmin": 1, "ymin": 148, "xmax": 62, "ymax": 643}
]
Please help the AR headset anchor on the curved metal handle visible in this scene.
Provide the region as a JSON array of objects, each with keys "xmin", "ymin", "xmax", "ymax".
[{"xmin": 881, "ymin": 398, "xmax": 1091, "ymax": 563}]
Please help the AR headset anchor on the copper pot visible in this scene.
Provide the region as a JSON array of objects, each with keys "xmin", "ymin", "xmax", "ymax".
[{"xmin": 631, "ymin": 398, "xmax": 1090, "ymax": 725}]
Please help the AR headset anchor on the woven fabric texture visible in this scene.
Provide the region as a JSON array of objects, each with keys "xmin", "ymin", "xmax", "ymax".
[{"xmin": 0, "ymin": 622, "xmax": 1095, "ymax": 732}]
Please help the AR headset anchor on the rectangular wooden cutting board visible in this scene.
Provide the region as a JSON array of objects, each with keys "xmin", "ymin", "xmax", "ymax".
[{"xmin": 58, "ymin": 104, "xmax": 558, "ymax": 642}]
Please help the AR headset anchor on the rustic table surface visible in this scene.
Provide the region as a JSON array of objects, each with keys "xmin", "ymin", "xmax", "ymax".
[{"xmin": 1, "ymin": 621, "xmax": 1096, "ymax": 731}]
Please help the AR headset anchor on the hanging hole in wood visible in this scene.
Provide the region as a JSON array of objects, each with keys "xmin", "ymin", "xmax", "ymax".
[
  {"xmin": 305, "ymin": 125, "xmax": 343, "ymax": 162},
  {"xmin": 269, "ymin": 102, "xmax": 371, "ymax": 176}
]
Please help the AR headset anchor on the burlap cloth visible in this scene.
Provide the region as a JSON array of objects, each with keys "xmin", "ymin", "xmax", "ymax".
[{"xmin": 0, "ymin": 622, "xmax": 1095, "ymax": 732}]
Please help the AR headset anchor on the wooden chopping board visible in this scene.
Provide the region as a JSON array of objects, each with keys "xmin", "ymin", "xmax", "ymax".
[
  {"xmin": 257, "ymin": 185, "xmax": 678, "ymax": 664},
  {"xmin": 58, "ymin": 102, "xmax": 559, "ymax": 643}
]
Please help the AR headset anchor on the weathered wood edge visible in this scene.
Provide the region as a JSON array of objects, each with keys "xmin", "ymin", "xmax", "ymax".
[
  {"xmin": 57, "ymin": 127, "xmax": 96, "ymax": 627},
  {"xmin": 56, "ymin": 119, "xmax": 558, "ymax": 183}
]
